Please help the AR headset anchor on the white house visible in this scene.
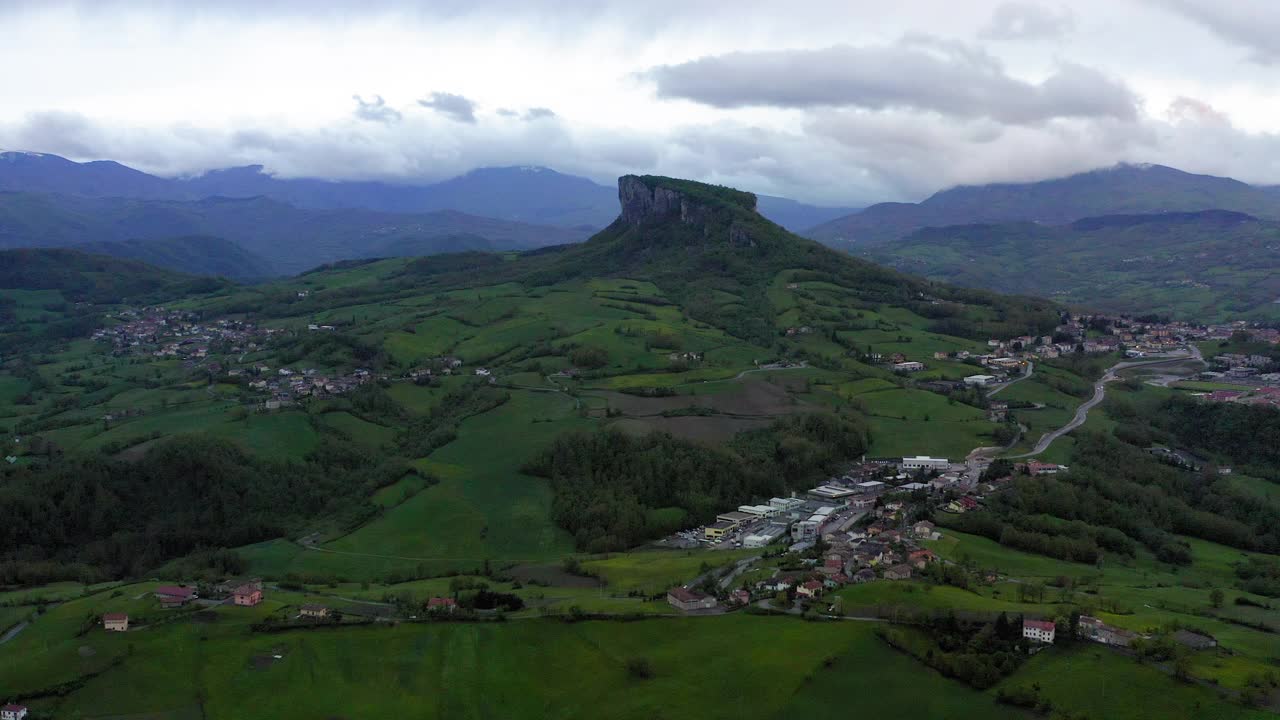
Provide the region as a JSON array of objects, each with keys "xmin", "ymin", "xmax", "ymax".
[
  {"xmin": 964, "ymin": 374, "xmax": 997, "ymax": 387},
  {"xmin": 1, "ymin": 705, "xmax": 28, "ymax": 720},
  {"xmin": 1023, "ymin": 619, "xmax": 1056, "ymax": 644}
]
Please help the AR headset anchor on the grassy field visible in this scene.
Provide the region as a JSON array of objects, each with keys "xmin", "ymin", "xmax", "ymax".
[{"xmin": 997, "ymin": 644, "xmax": 1271, "ymax": 720}]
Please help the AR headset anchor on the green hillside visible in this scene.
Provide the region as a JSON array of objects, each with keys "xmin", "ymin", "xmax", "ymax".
[
  {"xmin": 74, "ymin": 235, "xmax": 274, "ymax": 279},
  {"xmin": 869, "ymin": 210, "xmax": 1280, "ymax": 320}
]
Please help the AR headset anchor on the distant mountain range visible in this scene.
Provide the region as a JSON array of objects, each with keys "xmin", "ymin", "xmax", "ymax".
[
  {"xmin": 0, "ymin": 191, "xmax": 589, "ymax": 276},
  {"xmin": 868, "ymin": 209, "xmax": 1280, "ymax": 320},
  {"xmin": 809, "ymin": 163, "xmax": 1280, "ymax": 246},
  {"xmin": 0, "ymin": 151, "xmax": 857, "ymax": 232}
]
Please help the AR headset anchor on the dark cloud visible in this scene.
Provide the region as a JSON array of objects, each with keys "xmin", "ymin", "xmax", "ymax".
[
  {"xmin": 523, "ymin": 107, "xmax": 556, "ymax": 120},
  {"xmin": 979, "ymin": 2, "xmax": 1074, "ymax": 41},
  {"xmin": 1150, "ymin": 1, "xmax": 1280, "ymax": 64},
  {"xmin": 645, "ymin": 37, "xmax": 1139, "ymax": 125},
  {"xmin": 351, "ymin": 94, "xmax": 402, "ymax": 124},
  {"xmin": 417, "ymin": 91, "xmax": 477, "ymax": 123}
]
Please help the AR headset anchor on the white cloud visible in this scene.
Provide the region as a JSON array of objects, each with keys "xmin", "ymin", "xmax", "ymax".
[
  {"xmin": 352, "ymin": 95, "xmax": 402, "ymax": 124},
  {"xmin": 417, "ymin": 92, "xmax": 478, "ymax": 124},
  {"xmin": 644, "ymin": 39, "xmax": 1139, "ymax": 125},
  {"xmin": 979, "ymin": 2, "xmax": 1074, "ymax": 41},
  {"xmin": 2, "ymin": 0, "xmax": 1280, "ymax": 205}
]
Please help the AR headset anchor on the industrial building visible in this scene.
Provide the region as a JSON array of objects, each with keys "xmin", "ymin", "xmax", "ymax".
[{"xmin": 901, "ymin": 456, "xmax": 950, "ymax": 471}]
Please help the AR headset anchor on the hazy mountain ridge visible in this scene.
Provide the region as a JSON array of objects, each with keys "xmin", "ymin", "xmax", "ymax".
[
  {"xmin": 0, "ymin": 151, "xmax": 856, "ymax": 232},
  {"xmin": 810, "ymin": 163, "xmax": 1280, "ymax": 246},
  {"xmin": 0, "ymin": 191, "xmax": 589, "ymax": 275}
]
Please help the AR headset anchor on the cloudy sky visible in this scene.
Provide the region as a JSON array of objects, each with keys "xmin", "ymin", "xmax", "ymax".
[{"xmin": 4, "ymin": 0, "xmax": 1280, "ymax": 205}]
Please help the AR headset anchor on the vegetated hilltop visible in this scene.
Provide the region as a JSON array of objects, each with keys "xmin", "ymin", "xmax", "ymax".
[
  {"xmin": 0, "ymin": 191, "xmax": 588, "ymax": 275},
  {"xmin": 0, "ymin": 247, "xmax": 226, "ymax": 304},
  {"xmin": 809, "ymin": 163, "xmax": 1280, "ymax": 247},
  {"xmin": 867, "ymin": 209, "xmax": 1280, "ymax": 320},
  {"xmin": 73, "ymin": 235, "xmax": 274, "ymax": 280},
  {"xmin": 374, "ymin": 174, "xmax": 1059, "ymax": 346}
]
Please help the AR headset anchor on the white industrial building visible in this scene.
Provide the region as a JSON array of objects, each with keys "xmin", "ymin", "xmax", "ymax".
[
  {"xmin": 902, "ymin": 456, "xmax": 950, "ymax": 471},
  {"xmin": 742, "ymin": 524, "xmax": 787, "ymax": 547},
  {"xmin": 791, "ymin": 519, "xmax": 820, "ymax": 541},
  {"xmin": 769, "ymin": 497, "xmax": 805, "ymax": 511},
  {"xmin": 807, "ymin": 485, "xmax": 858, "ymax": 502},
  {"xmin": 964, "ymin": 374, "xmax": 997, "ymax": 386},
  {"xmin": 737, "ymin": 504, "xmax": 779, "ymax": 518},
  {"xmin": 855, "ymin": 480, "xmax": 886, "ymax": 494}
]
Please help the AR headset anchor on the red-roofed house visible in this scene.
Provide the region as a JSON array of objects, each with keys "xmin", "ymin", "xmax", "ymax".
[
  {"xmin": 730, "ymin": 589, "xmax": 751, "ymax": 606},
  {"xmin": 154, "ymin": 585, "xmax": 197, "ymax": 608},
  {"xmin": 909, "ymin": 549, "xmax": 937, "ymax": 569},
  {"xmin": 1, "ymin": 704, "xmax": 27, "ymax": 720},
  {"xmin": 796, "ymin": 580, "xmax": 824, "ymax": 599},
  {"xmin": 232, "ymin": 584, "xmax": 262, "ymax": 607},
  {"xmin": 427, "ymin": 597, "xmax": 457, "ymax": 613},
  {"xmin": 1023, "ymin": 619, "xmax": 1056, "ymax": 644},
  {"xmin": 667, "ymin": 586, "xmax": 716, "ymax": 612},
  {"xmin": 103, "ymin": 612, "xmax": 129, "ymax": 632}
]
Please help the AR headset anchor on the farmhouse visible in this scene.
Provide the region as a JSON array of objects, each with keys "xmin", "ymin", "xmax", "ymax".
[
  {"xmin": 232, "ymin": 584, "xmax": 263, "ymax": 607},
  {"xmin": 1079, "ymin": 616, "xmax": 1139, "ymax": 647},
  {"xmin": 103, "ymin": 612, "xmax": 129, "ymax": 632},
  {"xmin": 893, "ymin": 361, "xmax": 925, "ymax": 373},
  {"xmin": 667, "ymin": 586, "xmax": 716, "ymax": 612},
  {"xmin": 1023, "ymin": 619, "xmax": 1056, "ymax": 644},
  {"xmin": 796, "ymin": 580, "xmax": 824, "ymax": 598},
  {"xmin": 427, "ymin": 597, "xmax": 457, "ymax": 613},
  {"xmin": 1, "ymin": 705, "xmax": 27, "ymax": 720},
  {"xmin": 913, "ymin": 521, "xmax": 935, "ymax": 537},
  {"xmin": 883, "ymin": 564, "xmax": 913, "ymax": 581},
  {"xmin": 154, "ymin": 585, "xmax": 197, "ymax": 608},
  {"xmin": 300, "ymin": 604, "xmax": 331, "ymax": 620}
]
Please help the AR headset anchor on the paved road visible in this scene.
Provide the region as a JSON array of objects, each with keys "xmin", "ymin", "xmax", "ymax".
[
  {"xmin": 0, "ymin": 621, "xmax": 28, "ymax": 645},
  {"xmin": 1011, "ymin": 348, "xmax": 1204, "ymax": 458},
  {"xmin": 987, "ymin": 361, "xmax": 1034, "ymax": 397}
]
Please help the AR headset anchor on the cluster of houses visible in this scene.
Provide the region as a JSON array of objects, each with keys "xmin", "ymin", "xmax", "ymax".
[
  {"xmin": 90, "ymin": 306, "xmax": 394, "ymax": 411},
  {"xmin": 92, "ymin": 308, "xmax": 279, "ymax": 361},
  {"xmin": 247, "ymin": 365, "xmax": 381, "ymax": 409},
  {"xmin": 101, "ymin": 581, "xmax": 267, "ymax": 632},
  {"xmin": 1193, "ymin": 385, "xmax": 1280, "ymax": 409}
]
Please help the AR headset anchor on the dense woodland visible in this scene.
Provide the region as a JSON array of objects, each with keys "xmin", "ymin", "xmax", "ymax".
[
  {"xmin": 526, "ymin": 412, "xmax": 869, "ymax": 552},
  {"xmin": 943, "ymin": 433, "xmax": 1280, "ymax": 572},
  {"xmin": 0, "ymin": 432, "xmax": 417, "ymax": 585}
]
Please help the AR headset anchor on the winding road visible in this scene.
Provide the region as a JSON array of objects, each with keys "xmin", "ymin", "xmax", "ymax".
[{"xmin": 1011, "ymin": 346, "xmax": 1204, "ymax": 458}]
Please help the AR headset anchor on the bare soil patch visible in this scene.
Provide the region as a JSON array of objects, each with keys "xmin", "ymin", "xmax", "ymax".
[{"xmin": 599, "ymin": 379, "xmax": 808, "ymax": 418}]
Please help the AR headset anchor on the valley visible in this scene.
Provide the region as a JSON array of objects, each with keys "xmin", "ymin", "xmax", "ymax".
[{"xmin": 0, "ymin": 176, "xmax": 1277, "ymax": 719}]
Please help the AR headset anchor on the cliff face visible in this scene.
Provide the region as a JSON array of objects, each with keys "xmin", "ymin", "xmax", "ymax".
[{"xmin": 618, "ymin": 175, "xmax": 757, "ymax": 227}]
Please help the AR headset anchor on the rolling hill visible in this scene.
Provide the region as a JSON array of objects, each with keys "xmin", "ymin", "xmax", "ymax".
[
  {"xmin": 809, "ymin": 163, "xmax": 1280, "ymax": 247},
  {"xmin": 867, "ymin": 209, "xmax": 1280, "ymax": 320},
  {"xmin": 73, "ymin": 235, "xmax": 273, "ymax": 280}
]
